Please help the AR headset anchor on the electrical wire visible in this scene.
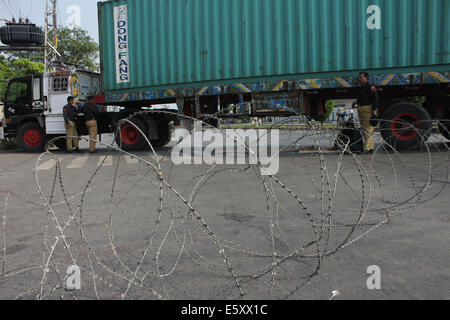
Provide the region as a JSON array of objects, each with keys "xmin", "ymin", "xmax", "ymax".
[
  {"xmin": 1, "ymin": 0, "xmax": 15, "ymax": 19},
  {"xmin": 57, "ymin": 1, "xmax": 63, "ymax": 28},
  {"xmin": 7, "ymin": 0, "xmax": 20, "ymax": 18},
  {"xmin": 26, "ymin": 0, "xmax": 33, "ymax": 19},
  {"xmin": 10, "ymin": 0, "xmax": 24, "ymax": 18}
]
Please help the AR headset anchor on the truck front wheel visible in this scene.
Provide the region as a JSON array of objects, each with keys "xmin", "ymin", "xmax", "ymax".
[
  {"xmin": 17, "ymin": 122, "xmax": 45, "ymax": 152},
  {"xmin": 380, "ymin": 103, "xmax": 432, "ymax": 150}
]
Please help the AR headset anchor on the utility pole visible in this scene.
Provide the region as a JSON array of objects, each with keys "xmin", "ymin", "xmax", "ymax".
[{"xmin": 44, "ymin": 0, "xmax": 58, "ymax": 72}]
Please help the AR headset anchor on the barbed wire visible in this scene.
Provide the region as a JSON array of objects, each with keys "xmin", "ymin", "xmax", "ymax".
[{"xmin": 0, "ymin": 106, "xmax": 449, "ymax": 299}]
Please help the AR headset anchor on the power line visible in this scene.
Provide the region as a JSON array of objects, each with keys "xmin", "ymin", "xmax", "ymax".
[
  {"xmin": 56, "ymin": 1, "xmax": 62, "ymax": 27},
  {"xmin": 3, "ymin": 0, "xmax": 15, "ymax": 17},
  {"xmin": 1, "ymin": 0, "xmax": 15, "ymax": 19},
  {"xmin": 26, "ymin": 0, "xmax": 33, "ymax": 19},
  {"xmin": 10, "ymin": 0, "xmax": 21, "ymax": 18},
  {"xmin": 11, "ymin": 0, "xmax": 24, "ymax": 17},
  {"xmin": 8, "ymin": 0, "xmax": 22, "ymax": 18}
]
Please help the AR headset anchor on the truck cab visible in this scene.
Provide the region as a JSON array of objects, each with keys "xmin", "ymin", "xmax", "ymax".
[
  {"xmin": 2, "ymin": 70, "xmax": 105, "ymax": 151},
  {"xmin": 3, "ymin": 74, "xmax": 45, "ymax": 151},
  {"xmin": 4, "ymin": 74, "xmax": 44, "ymax": 117}
]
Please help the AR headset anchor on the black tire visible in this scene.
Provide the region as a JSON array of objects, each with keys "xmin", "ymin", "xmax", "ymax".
[
  {"xmin": 149, "ymin": 121, "xmax": 171, "ymax": 149},
  {"xmin": 115, "ymin": 117, "xmax": 148, "ymax": 152},
  {"xmin": 17, "ymin": 122, "xmax": 45, "ymax": 152},
  {"xmin": 380, "ymin": 103, "xmax": 432, "ymax": 150},
  {"xmin": 438, "ymin": 120, "xmax": 450, "ymax": 140}
]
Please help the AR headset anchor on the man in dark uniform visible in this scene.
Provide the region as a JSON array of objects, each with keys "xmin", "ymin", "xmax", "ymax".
[
  {"xmin": 80, "ymin": 96, "xmax": 101, "ymax": 153},
  {"xmin": 354, "ymin": 72, "xmax": 378, "ymax": 154},
  {"xmin": 63, "ymin": 96, "xmax": 80, "ymax": 153}
]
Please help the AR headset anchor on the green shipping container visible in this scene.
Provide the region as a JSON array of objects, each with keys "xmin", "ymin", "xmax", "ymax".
[{"xmin": 98, "ymin": 0, "xmax": 450, "ymax": 94}]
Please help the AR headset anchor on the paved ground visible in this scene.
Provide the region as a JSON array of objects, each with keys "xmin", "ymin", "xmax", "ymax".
[{"xmin": 0, "ymin": 131, "xmax": 449, "ymax": 300}]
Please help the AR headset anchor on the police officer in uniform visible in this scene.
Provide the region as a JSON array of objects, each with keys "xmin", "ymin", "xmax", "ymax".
[
  {"xmin": 354, "ymin": 72, "xmax": 378, "ymax": 154},
  {"xmin": 80, "ymin": 96, "xmax": 102, "ymax": 153},
  {"xmin": 63, "ymin": 96, "xmax": 80, "ymax": 153}
]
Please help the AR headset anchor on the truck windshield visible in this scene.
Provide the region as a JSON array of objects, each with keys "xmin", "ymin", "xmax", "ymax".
[{"xmin": 6, "ymin": 79, "xmax": 29, "ymax": 103}]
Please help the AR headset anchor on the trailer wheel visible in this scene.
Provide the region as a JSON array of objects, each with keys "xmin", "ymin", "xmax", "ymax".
[
  {"xmin": 17, "ymin": 122, "xmax": 45, "ymax": 152},
  {"xmin": 380, "ymin": 103, "xmax": 432, "ymax": 150},
  {"xmin": 115, "ymin": 117, "xmax": 147, "ymax": 151},
  {"xmin": 438, "ymin": 121, "xmax": 450, "ymax": 140}
]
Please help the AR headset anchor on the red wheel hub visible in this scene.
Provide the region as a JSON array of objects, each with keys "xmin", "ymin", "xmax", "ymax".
[
  {"xmin": 391, "ymin": 113, "xmax": 421, "ymax": 141},
  {"xmin": 24, "ymin": 129, "xmax": 43, "ymax": 147},
  {"xmin": 121, "ymin": 124, "xmax": 139, "ymax": 145}
]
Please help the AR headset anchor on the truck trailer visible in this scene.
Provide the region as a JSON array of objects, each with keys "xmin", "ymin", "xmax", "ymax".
[
  {"xmin": 1, "ymin": 0, "xmax": 449, "ymax": 151},
  {"xmin": 97, "ymin": 0, "xmax": 450, "ymax": 150}
]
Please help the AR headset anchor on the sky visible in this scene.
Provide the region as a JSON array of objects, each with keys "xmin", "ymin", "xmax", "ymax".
[{"xmin": 0, "ymin": 0, "xmax": 100, "ymax": 43}]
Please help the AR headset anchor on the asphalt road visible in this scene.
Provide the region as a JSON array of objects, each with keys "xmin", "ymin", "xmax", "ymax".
[{"xmin": 0, "ymin": 131, "xmax": 449, "ymax": 300}]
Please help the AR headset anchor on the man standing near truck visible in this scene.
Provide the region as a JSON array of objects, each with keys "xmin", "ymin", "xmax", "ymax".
[
  {"xmin": 63, "ymin": 96, "xmax": 80, "ymax": 153},
  {"xmin": 81, "ymin": 96, "xmax": 101, "ymax": 153},
  {"xmin": 355, "ymin": 72, "xmax": 378, "ymax": 154}
]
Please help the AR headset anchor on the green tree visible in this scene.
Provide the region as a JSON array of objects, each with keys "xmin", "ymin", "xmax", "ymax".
[
  {"xmin": 11, "ymin": 58, "xmax": 44, "ymax": 75},
  {"xmin": 315, "ymin": 100, "xmax": 335, "ymax": 123},
  {"xmin": 52, "ymin": 27, "xmax": 99, "ymax": 71},
  {"xmin": 0, "ymin": 55, "xmax": 14, "ymax": 100},
  {"xmin": 0, "ymin": 55, "xmax": 44, "ymax": 101},
  {"xmin": 8, "ymin": 26, "xmax": 99, "ymax": 72}
]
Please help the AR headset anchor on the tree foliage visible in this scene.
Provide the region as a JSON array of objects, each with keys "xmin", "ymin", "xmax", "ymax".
[
  {"xmin": 315, "ymin": 100, "xmax": 336, "ymax": 123},
  {"xmin": 52, "ymin": 27, "xmax": 99, "ymax": 72},
  {"xmin": 11, "ymin": 58, "xmax": 44, "ymax": 75},
  {"xmin": 0, "ymin": 55, "xmax": 44, "ymax": 101}
]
